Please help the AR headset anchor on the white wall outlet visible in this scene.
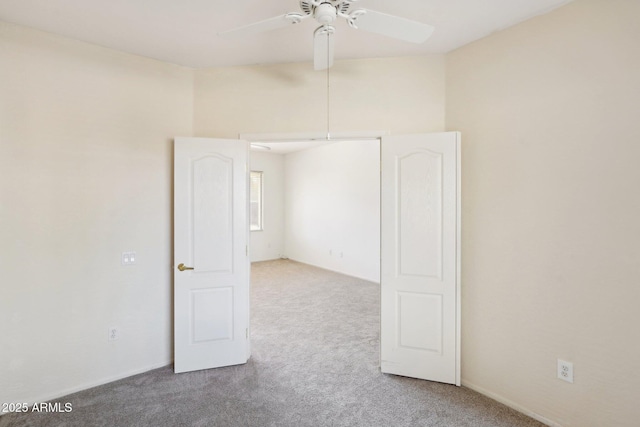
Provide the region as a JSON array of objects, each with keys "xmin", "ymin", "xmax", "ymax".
[
  {"xmin": 557, "ymin": 359, "xmax": 574, "ymax": 383},
  {"xmin": 121, "ymin": 251, "xmax": 136, "ymax": 265},
  {"xmin": 108, "ymin": 327, "xmax": 119, "ymax": 342}
]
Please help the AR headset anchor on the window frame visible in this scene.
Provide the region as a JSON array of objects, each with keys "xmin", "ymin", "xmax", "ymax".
[{"xmin": 249, "ymin": 170, "xmax": 264, "ymax": 232}]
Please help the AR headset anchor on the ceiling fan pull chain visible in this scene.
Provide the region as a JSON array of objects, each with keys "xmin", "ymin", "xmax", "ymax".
[{"xmin": 326, "ymin": 29, "xmax": 331, "ymax": 141}]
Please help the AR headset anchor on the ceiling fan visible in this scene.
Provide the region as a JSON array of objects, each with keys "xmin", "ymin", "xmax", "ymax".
[{"xmin": 219, "ymin": 0, "xmax": 435, "ymax": 70}]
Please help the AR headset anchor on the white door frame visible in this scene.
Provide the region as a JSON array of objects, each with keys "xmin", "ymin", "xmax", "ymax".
[{"xmin": 240, "ymin": 131, "xmax": 390, "ymax": 143}]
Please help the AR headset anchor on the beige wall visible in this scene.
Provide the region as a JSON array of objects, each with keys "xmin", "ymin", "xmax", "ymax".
[
  {"xmin": 194, "ymin": 56, "xmax": 445, "ymax": 137},
  {"xmin": 5, "ymin": 1, "xmax": 639, "ymax": 424},
  {"xmin": 446, "ymin": 1, "xmax": 640, "ymax": 426},
  {"xmin": 0, "ymin": 22, "xmax": 193, "ymax": 404}
]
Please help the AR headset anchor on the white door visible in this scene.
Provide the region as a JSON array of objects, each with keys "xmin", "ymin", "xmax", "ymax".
[
  {"xmin": 380, "ymin": 132, "xmax": 461, "ymax": 385},
  {"xmin": 173, "ymin": 137, "xmax": 250, "ymax": 374}
]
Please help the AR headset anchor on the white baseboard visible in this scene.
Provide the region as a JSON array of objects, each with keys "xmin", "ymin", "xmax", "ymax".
[
  {"xmin": 18, "ymin": 360, "xmax": 172, "ymax": 408},
  {"xmin": 462, "ymin": 380, "xmax": 563, "ymax": 427},
  {"xmin": 286, "ymin": 258, "xmax": 380, "ymax": 284}
]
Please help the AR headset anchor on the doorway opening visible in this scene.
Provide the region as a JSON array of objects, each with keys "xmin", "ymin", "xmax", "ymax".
[
  {"xmin": 247, "ymin": 135, "xmax": 382, "ymax": 387},
  {"xmin": 173, "ymin": 133, "xmax": 460, "ymax": 384},
  {"xmin": 247, "ymin": 136, "xmax": 381, "ymax": 283}
]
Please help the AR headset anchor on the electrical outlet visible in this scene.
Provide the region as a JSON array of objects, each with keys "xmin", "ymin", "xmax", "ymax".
[
  {"xmin": 557, "ymin": 359, "xmax": 574, "ymax": 383},
  {"xmin": 108, "ymin": 327, "xmax": 119, "ymax": 342}
]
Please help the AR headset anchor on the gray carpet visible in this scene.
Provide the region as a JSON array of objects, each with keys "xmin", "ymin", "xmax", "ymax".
[{"xmin": 0, "ymin": 259, "xmax": 544, "ymax": 427}]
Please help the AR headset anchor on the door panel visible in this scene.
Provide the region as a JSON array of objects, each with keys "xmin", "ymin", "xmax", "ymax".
[
  {"xmin": 191, "ymin": 287, "xmax": 233, "ymax": 342},
  {"xmin": 397, "ymin": 292, "xmax": 442, "ymax": 353},
  {"xmin": 174, "ymin": 137, "xmax": 249, "ymax": 374},
  {"xmin": 381, "ymin": 132, "xmax": 460, "ymax": 385},
  {"xmin": 192, "ymin": 154, "xmax": 234, "ymax": 273},
  {"xmin": 398, "ymin": 149, "xmax": 443, "ymax": 278}
]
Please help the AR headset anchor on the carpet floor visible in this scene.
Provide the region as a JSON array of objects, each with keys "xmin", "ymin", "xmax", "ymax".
[{"xmin": 0, "ymin": 259, "xmax": 545, "ymax": 427}]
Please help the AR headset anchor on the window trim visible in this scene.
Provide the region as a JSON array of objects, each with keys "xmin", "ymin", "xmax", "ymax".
[{"xmin": 249, "ymin": 170, "xmax": 264, "ymax": 232}]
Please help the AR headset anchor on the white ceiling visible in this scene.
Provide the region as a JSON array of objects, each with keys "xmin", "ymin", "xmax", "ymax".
[{"xmin": 0, "ymin": 0, "xmax": 572, "ymax": 68}]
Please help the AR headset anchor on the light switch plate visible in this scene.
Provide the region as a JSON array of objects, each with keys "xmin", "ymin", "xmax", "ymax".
[{"xmin": 121, "ymin": 251, "xmax": 136, "ymax": 265}]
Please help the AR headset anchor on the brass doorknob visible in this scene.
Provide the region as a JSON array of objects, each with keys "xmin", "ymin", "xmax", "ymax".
[{"xmin": 177, "ymin": 263, "xmax": 194, "ymax": 271}]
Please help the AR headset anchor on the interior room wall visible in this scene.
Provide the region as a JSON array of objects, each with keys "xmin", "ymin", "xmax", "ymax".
[
  {"xmin": 446, "ymin": 1, "xmax": 640, "ymax": 426},
  {"xmin": 283, "ymin": 140, "xmax": 380, "ymax": 283},
  {"xmin": 193, "ymin": 55, "xmax": 446, "ymax": 137},
  {"xmin": 249, "ymin": 151, "xmax": 285, "ymax": 262},
  {"xmin": 0, "ymin": 22, "xmax": 193, "ymax": 405}
]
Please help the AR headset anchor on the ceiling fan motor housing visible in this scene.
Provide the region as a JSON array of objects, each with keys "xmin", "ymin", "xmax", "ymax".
[{"xmin": 315, "ymin": 2, "xmax": 337, "ymax": 24}]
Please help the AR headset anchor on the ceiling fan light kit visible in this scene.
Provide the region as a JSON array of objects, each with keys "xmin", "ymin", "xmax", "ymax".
[
  {"xmin": 219, "ymin": 0, "xmax": 435, "ymax": 70},
  {"xmin": 314, "ymin": 2, "xmax": 338, "ymax": 25}
]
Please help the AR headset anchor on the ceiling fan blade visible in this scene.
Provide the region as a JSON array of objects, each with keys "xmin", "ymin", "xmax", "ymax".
[
  {"xmin": 352, "ymin": 9, "xmax": 434, "ymax": 43},
  {"xmin": 219, "ymin": 14, "xmax": 296, "ymax": 38},
  {"xmin": 314, "ymin": 27, "xmax": 335, "ymax": 71}
]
